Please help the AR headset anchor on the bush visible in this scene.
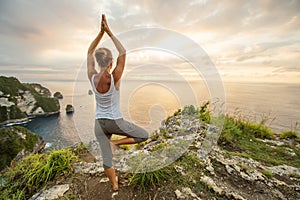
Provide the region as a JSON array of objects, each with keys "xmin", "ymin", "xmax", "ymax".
[
  {"xmin": 279, "ymin": 130, "xmax": 299, "ymax": 140},
  {"xmin": 128, "ymin": 168, "xmax": 171, "ymax": 192},
  {"xmin": 0, "ymin": 149, "xmax": 77, "ymax": 200},
  {"xmin": 198, "ymin": 101, "xmax": 211, "ymax": 123},
  {"xmin": 182, "ymin": 105, "xmax": 198, "ymax": 115},
  {"xmin": 261, "ymin": 169, "xmax": 273, "ymax": 179},
  {"xmin": 238, "ymin": 121, "xmax": 275, "ymax": 139},
  {"xmin": 219, "ymin": 116, "xmax": 243, "ymax": 146}
]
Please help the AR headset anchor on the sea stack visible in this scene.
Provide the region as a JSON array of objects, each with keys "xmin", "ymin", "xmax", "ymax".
[
  {"xmin": 65, "ymin": 104, "xmax": 74, "ymax": 114},
  {"xmin": 53, "ymin": 91, "xmax": 63, "ymax": 99}
]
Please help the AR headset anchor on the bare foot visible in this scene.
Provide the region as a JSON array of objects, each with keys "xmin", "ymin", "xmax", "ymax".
[{"xmin": 112, "ymin": 176, "xmax": 119, "ymax": 191}]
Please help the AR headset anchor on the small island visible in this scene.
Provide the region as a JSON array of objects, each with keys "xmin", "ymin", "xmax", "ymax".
[
  {"xmin": 53, "ymin": 91, "xmax": 63, "ymax": 99},
  {"xmin": 65, "ymin": 104, "xmax": 74, "ymax": 114}
]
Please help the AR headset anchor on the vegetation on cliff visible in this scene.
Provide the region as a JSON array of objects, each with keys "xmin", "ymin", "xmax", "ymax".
[
  {"xmin": 0, "ymin": 103, "xmax": 299, "ymax": 199},
  {"xmin": 0, "ymin": 148, "xmax": 78, "ymax": 200},
  {"xmin": 0, "ymin": 126, "xmax": 42, "ymax": 170}
]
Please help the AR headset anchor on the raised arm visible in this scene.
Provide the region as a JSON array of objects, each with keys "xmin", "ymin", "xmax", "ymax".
[
  {"xmin": 87, "ymin": 18, "xmax": 105, "ymax": 81},
  {"xmin": 102, "ymin": 15, "xmax": 126, "ymax": 86}
]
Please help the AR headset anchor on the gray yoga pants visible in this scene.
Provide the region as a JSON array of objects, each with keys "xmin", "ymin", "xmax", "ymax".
[{"xmin": 94, "ymin": 118, "xmax": 149, "ymax": 168}]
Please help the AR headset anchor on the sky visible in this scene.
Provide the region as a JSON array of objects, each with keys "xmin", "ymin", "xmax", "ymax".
[{"xmin": 0, "ymin": 0, "xmax": 300, "ymax": 84}]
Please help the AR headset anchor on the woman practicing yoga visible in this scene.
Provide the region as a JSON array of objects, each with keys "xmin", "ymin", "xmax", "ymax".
[{"xmin": 87, "ymin": 14, "xmax": 149, "ymax": 191}]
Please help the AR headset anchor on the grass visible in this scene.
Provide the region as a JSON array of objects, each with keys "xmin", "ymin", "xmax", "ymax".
[
  {"xmin": 128, "ymin": 167, "xmax": 171, "ymax": 192},
  {"xmin": 261, "ymin": 170, "xmax": 273, "ymax": 179},
  {"xmin": 216, "ymin": 113, "xmax": 300, "ymax": 168},
  {"xmin": 0, "ymin": 149, "xmax": 78, "ymax": 200},
  {"xmin": 279, "ymin": 130, "xmax": 299, "ymax": 140},
  {"xmin": 167, "ymin": 102, "xmax": 300, "ymax": 168},
  {"xmin": 289, "ymin": 173, "xmax": 300, "ymax": 179},
  {"xmin": 127, "ymin": 154, "xmax": 203, "ymax": 192}
]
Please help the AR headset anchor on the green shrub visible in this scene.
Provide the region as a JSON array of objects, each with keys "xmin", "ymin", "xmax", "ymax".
[
  {"xmin": 0, "ymin": 76, "xmax": 26, "ymax": 96},
  {"xmin": 128, "ymin": 168, "xmax": 171, "ymax": 192},
  {"xmin": 0, "ymin": 149, "xmax": 77, "ymax": 200},
  {"xmin": 239, "ymin": 121, "xmax": 275, "ymax": 139},
  {"xmin": 279, "ymin": 130, "xmax": 299, "ymax": 140},
  {"xmin": 261, "ymin": 169, "xmax": 273, "ymax": 179},
  {"xmin": 218, "ymin": 116, "xmax": 243, "ymax": 146},
  {"xmin": 182, "ymin": 105, "xmax": 198, "ymax": 115},
  {"xmin": 198, "ymin": 101, "xmax": 211, "ymax": 123}
]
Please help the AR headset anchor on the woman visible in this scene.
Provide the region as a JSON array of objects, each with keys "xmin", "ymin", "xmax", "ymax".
[{"xmin": 87, "ymin": 14, "xmax": 148, "ymax": 191}]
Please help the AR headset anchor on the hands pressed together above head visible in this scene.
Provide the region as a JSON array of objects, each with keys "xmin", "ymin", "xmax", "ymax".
[{"xmin": 101, "ymin": 14, "xmax": 112, "ymax": 36}]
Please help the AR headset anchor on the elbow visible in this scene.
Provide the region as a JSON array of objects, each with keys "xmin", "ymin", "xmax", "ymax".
[{"xmin": 120, "ymin": 48, "xmax": 126, "ymax": 56}]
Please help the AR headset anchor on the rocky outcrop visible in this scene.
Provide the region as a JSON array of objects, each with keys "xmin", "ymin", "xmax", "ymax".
[
  {"xmin": 0, "ymin": 76, "xmax": 60, "ymax": 125},
  {"xmin": 88, "ymin": 112, "xmax": 300, "ymax": 199},
  {"xmin": 28, "ymin": 107, "xmax": 300, "ymax": 200}
]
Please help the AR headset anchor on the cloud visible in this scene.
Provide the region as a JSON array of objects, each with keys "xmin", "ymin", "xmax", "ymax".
[{"xmin": 0, "ymin": 0, "xmax": 299, "ymax": 83}]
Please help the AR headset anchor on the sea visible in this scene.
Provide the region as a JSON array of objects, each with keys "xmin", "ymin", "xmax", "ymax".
[{"xmin": 19, "ymin": 78, "xmax": 300, "ymax": 149}]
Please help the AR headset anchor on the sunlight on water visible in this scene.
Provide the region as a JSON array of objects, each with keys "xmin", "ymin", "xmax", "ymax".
[{"xmin": 24, "ymin": 79, "xmax": 300, "ymax": 149}]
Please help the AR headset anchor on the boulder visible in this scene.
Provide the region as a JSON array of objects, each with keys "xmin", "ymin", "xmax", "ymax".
[{"xmin": 53, "ymin": 91, "xmax": 63, "ymax": 99}]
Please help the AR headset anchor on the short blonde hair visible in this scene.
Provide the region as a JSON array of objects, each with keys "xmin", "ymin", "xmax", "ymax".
[{"xmin": 94, "ymin": 47, "xmax": 112, "ymax": 68}]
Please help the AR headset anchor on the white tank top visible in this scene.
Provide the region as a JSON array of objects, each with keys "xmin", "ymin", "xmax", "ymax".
[{"xmin": 91, "ymin": 74, "xmax": 122, "ymax": 119}]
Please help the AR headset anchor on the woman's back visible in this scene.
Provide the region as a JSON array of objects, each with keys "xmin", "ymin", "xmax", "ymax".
[{"xmin": 91, "ymin": 73, "xmax": 122, "ymax": 119}]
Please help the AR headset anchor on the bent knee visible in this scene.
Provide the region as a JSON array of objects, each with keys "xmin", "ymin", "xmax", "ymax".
[
  {"xmin": 134, "ymin": 131, "xmax": 149, "ymax": 143},
  {"xmin": 134, "ymin": 136, "xmax": 148, "ymax": 143}
]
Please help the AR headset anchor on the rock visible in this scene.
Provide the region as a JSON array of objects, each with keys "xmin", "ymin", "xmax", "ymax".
[
  {"xmin": 174, "ymin": 165, "xmax": 186, "ymax": 176},
  {"xmin": 175, "ymin": 189, "xmax": 184, "ymax": 199},
  {"xmin": 65, "ymin": 104, "xmax": 74, "ymax": 114},
  {"xmin": 264, "ymin": 164, "xmax": 300, "ymax": 177},
  {"xmin": 0, "ymin": 97, "xmax": 15, "ymax": 107},
  {"xmin": 73, "ymin": 162, "xmax": 104, "ymax": 174},
  {"xmin": 17, "ymin": 90, "xmax": 37, "ymax": 114},
  {"xmin": 201, "ymin": 175, "xmax": 223, "ymax": 195},
  {"xmin": 33, "ymin": 107, "xmax": 45, "ymax": 115},
  {"xmin": 29, "ymin": 184, "xmax": 69, "ymax": 200},
  {"xmin": 100, "ymin": 177, "xmax": 109, "ymax": 183},
  {"xmin": 256, "ymin": 138, "xmax": 285, "ymax": 146},
  {"xmin": 53, "ymin": 91, "xmax": 63, "ymax": 99},
  {"xmin": 200, "ymin": 175, "xmax": 247, "ymax": 200},
  {"xmin": 175, "ymin": 187, "xmax": 201, "ymax": 200},
  {"xmin": 112, "ymin": 191, "xmax": 118, "ymax": 198}
]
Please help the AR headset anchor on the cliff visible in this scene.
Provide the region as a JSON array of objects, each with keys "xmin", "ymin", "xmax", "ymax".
[
  {"xmin": 1, "ymin": 105, "xmax": 299, "ymax": 200},
  {"xmin": 0, "ymin": 76, "xmax": 60, "ymax": 125}
]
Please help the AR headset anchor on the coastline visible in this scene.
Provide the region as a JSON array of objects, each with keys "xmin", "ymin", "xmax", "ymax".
[{"xmin": 0, "ymin": 111, "xmax": 60, "ymax": 127}]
